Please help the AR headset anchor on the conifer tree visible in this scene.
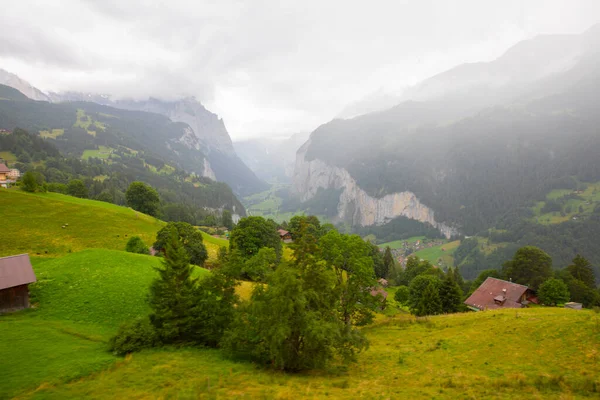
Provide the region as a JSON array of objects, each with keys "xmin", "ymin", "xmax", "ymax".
[
  {"xmin": 416, "ymin": 281, "xmax": 442, "ymax": 317},
  {"xmin": 567, "ymin": 255, "xmax": 596, "ymax": 289},
  {"xmin": 148, "ymin": 229, "xmax": 197, "ymax": 343},
  {"xmin": 381, "ymin": 246, "xmax": 394, "ymax": 279},
  {"xmin": 439, "ymin": 270, "xmax": 463, "ymax": 313}
]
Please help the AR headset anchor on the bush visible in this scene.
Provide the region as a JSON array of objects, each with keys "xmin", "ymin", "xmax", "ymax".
[
  {"xmin": 47, "ymin": 182, "xmax": 68, "ymax": 194},
  {"xmin": 108, "ymin": 318, "xmax": 160, "ymax": 355},
  {"xmin": 125, "ymin": 236, "xmax": 150, "ymax": 255},
  {"xmin": 538, "ymin": 278, "xmax": 570, "ymax": 306},
  {"xmin": 67, "ymin": 179, "xmax": 88, "ymax": 198},
  {"xmin": 394, "ymin": 286, "xmax": 410, "ymax": 305}
]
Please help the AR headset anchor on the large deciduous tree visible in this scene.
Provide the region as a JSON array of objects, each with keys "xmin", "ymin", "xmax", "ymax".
[
  {"xmin": 502, "ymin": 246, "xmax": 553, "ymax": 291},
  {"xmin": 67, "ymin": 179, "xmax": 88, "ymax": 198},
  {"xmin": 229, "ymin": 216, "xmax": 282, "ymax": 260},
  {"xmin": 126, "ymin": 181, "xmax": 160, "ymax": 217},
  {"xmin": 537, "ymin": 278, "xmax": 570, "ymax": 306},
  {"xmin": 154, "ymin": 222, "xmax": 208, "ymax": 266}
]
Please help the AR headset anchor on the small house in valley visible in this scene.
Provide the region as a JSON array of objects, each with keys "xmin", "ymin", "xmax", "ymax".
[
  {"xmin": 0, "ymin": 163, "xmax": 14, "ymax": 188},
  {"xmin": 0, "ymin": 254, "xmax": 37, "ymax": 312},
  {"xmin": 8, "ymin": 169, "xmax": 20, "ymax": 179},
  {"xmin": 278, "ymin": 229, "xmax": 293, "ymax": 243},
  {"xmin": 464, "ymin": 277, "xmax": 537, "ymax": 311}
]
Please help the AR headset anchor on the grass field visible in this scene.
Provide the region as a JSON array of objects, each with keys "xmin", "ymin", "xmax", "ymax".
[
  {"xmin": 82, "ymin": 146, "xmax": 113, "ymax": 160},
  {"xmin": 0, "ymin": 150, "xmax": 18, "ymax": 163},
  {"xmin": 413, "ymin": 240, "xmax": 461, "ymax": 267},
  {"xmin": 532, "ymin": 182, "xmax": 600, "ymax": 225},
  {"xmin": 39, "ymin": 129, "xmax": 65, "ymax": 139},
  {"xmin": 3, "ymin": 188, "xmax": 600, "ymax": 399},
  {"xmin": 379, "ymin": 236, "xmax": 426, "ymax": 249},
  {"xmin": 0, "ymin": 190, "xmax": 164, "ymax": 257},
  {"xmin": 74, "ymin": 109, "xmax": 106, "ymax": 135},
  {"xmin": 4, "ymin": 307, "xmax": 599, "ymax": 399},
  {"xmin": 1, "ymin": 249, "xmax": 210, "ymax": 399},
  {"xmin": 243, "ymin": 184, "xmax": 315, "ymax": 223}
]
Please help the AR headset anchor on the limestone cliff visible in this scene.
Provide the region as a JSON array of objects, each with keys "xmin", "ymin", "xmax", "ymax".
[{"xmin": 293, "ymin": 139, "xmax": 458, "ymax": 238}]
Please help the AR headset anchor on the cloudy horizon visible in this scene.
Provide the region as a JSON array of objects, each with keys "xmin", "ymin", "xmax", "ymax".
[{"xmin": 1, "ymin": 0, "xmax": 599, "ymax": 140}]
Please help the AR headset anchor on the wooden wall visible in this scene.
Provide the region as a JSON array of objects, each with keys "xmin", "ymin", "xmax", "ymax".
[{"xmin": 0, "ymin": 285, "xmax": 30, "ymax": 312}]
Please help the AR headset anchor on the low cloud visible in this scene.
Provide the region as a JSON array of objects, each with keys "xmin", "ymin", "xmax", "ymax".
[{"xmin": 1, "ymin": 0, "xmax": 598, "ymax": 139}]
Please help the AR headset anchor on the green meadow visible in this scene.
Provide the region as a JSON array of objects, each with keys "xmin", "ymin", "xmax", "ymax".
[
  {"xmin": 379, "ymin": 236, "xmax": 426, "ymax": 249},
  {"xmin": 532, "ymin": 182, "xmax": 600, "ymax": 225},
  {"xmin": 0, "ymin": 190, "xmax": 163, "ymax": 257},
  {"xmin": 39, "ymin": 129, "xmax": 64, "ymax": 139},
  {"xmin": 81, "ymin": 146, "xmax": 113, "ymax": 160},
  {"xmin": 0, "ymin": 150, "xmax": 18, "ymax": 163},
  {"xmin": 413, "ymin": 240, "xmax": 461, "ymax": 267},
  {"xmin": 1, "ymin": 189, "xmax": 599, "ymax": 399}
]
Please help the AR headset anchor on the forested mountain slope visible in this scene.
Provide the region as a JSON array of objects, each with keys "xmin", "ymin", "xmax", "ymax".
[
  {"xmin": 0, "ymin": 109, "xmax": 245, "ymax": 221},
  {"xmin": 295, "ymin": 26, "xmax": 600, "ymax": 234},
  {"xmin": 0, "ymin": 71, "xmax": 266, "ymax": 196}
]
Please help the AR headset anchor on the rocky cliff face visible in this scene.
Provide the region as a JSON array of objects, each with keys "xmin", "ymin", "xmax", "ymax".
[{"xmin": 293, "ymin": 139, "xmax": 457, "ymax": 238}]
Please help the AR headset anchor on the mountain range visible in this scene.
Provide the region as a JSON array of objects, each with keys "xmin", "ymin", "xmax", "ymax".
[
  {"xmin": 0, "ymin": 69, "xmax": 266, "ymax": 197},
  {"xmin": 291, "ymin": 24, "xmax": 600, "ymax": 272}
]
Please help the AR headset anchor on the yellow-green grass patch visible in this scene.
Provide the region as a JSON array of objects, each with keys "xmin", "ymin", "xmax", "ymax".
[
  {"xmin": 82, "ymin": 145, "xmax": 113, "ymax": 160},
  {"xmin": 0, "ymin": 150, "xmax": 17, "ymax": 163},
  {"xmin": 0, "ymin": 190, "xmax": 164, "ymax": 257},
  {"xmin": 15, "ymin": 308, "xmax": 600, "ymax": 399},
  {"xmin": 379, "ymin": 236, "xmax": 426, "ymax": 249},
  {"xmin": 39, "ymin": 128, "xmax": 64, "ymax": 139},
  {"xmin": 413, "ymin": 240, "xmax": 460, "ymax": 267}
]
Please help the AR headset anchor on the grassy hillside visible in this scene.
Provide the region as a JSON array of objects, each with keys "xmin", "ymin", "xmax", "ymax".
[
  {"xmin": 532, "ymin": 182, "xmax": 600, "ymax": 225},
  {"xmin": 0, "ymin": 190, "xmax": 164, "ymax": 257},
  {"xmin": 31, "ymin": 250, "xmax": 207, "ymax": 330},
  {"xmin": 413, "ymin": 240, "xmax": 461, "ymax": 268},
  {"xmin": 0, "ymin": 190, "xmax": 224, "ymax": 259},
  {"xmin": 5, "ymin": 308, "xmax": 599, "ymax": 399}
]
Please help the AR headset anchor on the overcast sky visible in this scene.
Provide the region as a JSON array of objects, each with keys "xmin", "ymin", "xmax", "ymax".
[{"xmin": 1, "ymin": 0, "xmax": 598, "ymax": 140}]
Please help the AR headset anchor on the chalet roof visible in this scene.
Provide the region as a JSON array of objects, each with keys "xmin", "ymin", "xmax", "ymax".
[
  {"xmin": 0, "ymin": 254, "xmax": 37, "ymax": 290},
  {"xmin": 277, "ymin": 229, "xmax": 290, "ymax": 236},
  {"xmin": 370, "ymin": 287, "xmax": 388, "ymax": 299},
  {"xmin": 0, "ymin": 163, "xmax": 10, "ymax": 173},
  {"xmin": 464, "ymin": 277, "xmax": 529, "ymax": 310}
]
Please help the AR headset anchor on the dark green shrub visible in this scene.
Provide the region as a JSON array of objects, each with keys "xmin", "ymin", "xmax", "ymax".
[
  {"xmin": 47, "ymin": 182, "xmax": 68, "ymax": 194},
  {"xmin": 125, "ymin": 236, "xmax": 150, "ymax": 255},
  {"xmin": 108, "ymin": 318, "xmax": 160, "ymax": 355}
]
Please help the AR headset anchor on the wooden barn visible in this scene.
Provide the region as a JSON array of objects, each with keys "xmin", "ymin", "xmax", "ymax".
[{"xmin": 0, "ymin": 254, "xmax": 37, "ymax": 312}]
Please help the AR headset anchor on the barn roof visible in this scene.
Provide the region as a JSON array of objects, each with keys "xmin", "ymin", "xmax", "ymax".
[
  {"xmin": 0, "ymin": 254, "xmax": 36, "ymax": 290},
  {"xmin": 277, "ymin": 229, "xmax": 290, "ymax": 236},
  {"xmin": 0, "ymin": 163, "xmax": 10, "ymax": 173},
  {"xmin": 464, "ymin": 277, "xmax": 529, "ymax": 310}
]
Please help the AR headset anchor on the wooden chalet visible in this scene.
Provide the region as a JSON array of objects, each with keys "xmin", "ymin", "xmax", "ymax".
[
  {"xmin": 277, "ymin": 229, "xmax": 293, "ymax": 243},
  {"xmin": 0, "ymin": 163, "xmax": 13, "ymax": 188},
  {"xmin": 0, "ymin": 254, "xmax": 37, "ymax": 312},
  {"xmin": 464, "ymin": 277, "xmax": 537, "ymax": 311}
]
